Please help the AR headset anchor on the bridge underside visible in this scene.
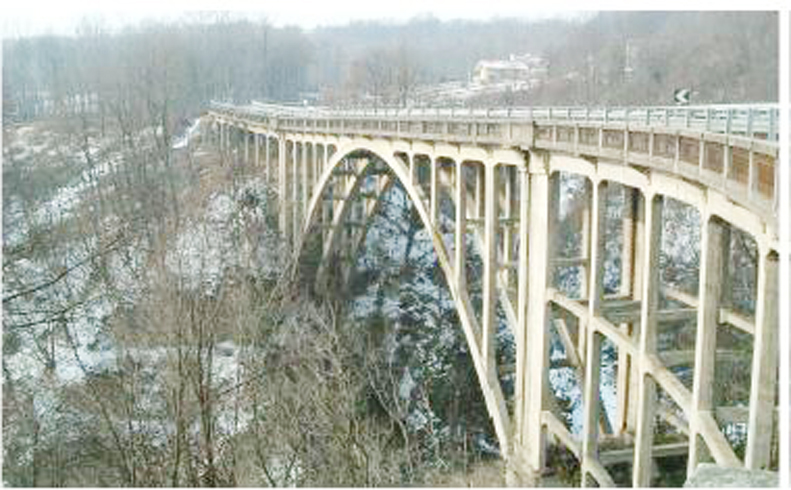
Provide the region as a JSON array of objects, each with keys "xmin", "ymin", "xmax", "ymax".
[{"xmin": 206, "ymin": 111, "xmax": 779, "ymax": 486}]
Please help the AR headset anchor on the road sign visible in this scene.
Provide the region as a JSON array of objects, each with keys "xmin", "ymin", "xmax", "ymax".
[{"xmin": 674, "ymin": 88, "xmax": 691, "ymax": 105}]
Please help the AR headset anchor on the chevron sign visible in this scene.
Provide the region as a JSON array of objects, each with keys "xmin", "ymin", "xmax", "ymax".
[{"xmin": 674, "ymin": 88, "xmax": 691, "ymax": 105}]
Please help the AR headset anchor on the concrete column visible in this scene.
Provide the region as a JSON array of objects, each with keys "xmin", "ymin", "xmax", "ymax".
[
  {"xmin": 274, "ymin": 138, "xmax": 280, "ymax": 184},
  {"xmin": 576, "ymin": 180, "xmax": 588, "ymax": 362},
  {"xmin": 314, "ymin": 144, "xmax": 321, "ymax": 188},
  {"xmin": 255, "ymin": 133, "xmax": 260, "ymax": 168},
  {"xmin": 455, "ymin": 161, "xmax": 467, "ymax": 289},
  {"xmin": 502, "ymin": 167, "xmax": 514, "ymax": 289},
  {"xmin": 580, "ymin": 183, "xmax": 592, "ymax": 298},
  {"xmin": 722, "ymin": 142, "xmax": 731, "ymax": 182},
  {"xmin": 292, "ymin": 142, "xmax": 300, "ymax": 246},
  {"xmin": 431, "ymin": 157, "xmax": 439, "ymax": 224},
  {"xmin": 244, "ymin": 130, "xmax": 250, "ymax": 164},
  {"xmin": 588, "ymin": 180, "xmax": 607, "ymax": 317},
  {"xmin": 482, "ymin": 160, "xmax": 499, "ymax": 367},
  {"xmin": 229, "ymin": 126, "xmax": 234, "ymax": 162},
  {"xmin": 228, "ymin": 126, "xmax": 234, "ymax": 162},
  {"xmin": 579, "ymin": 179, "xmax": 608, "ymax": 482},
  {"xmin": 581, "ymin": 330, "xmax": 603, "ymax": 482},
  {"xmin": 524, "ymin": 159, "xmax": 554, "ymax": 471},
  {"xmin": 278, "ymin": 138, "xmax": 289, "ymax": 240},
  {"xmin": 746, "ymin": 249, "xmax": 779, "ymax": 469},
  {"xmin": 312, "ymin": 144, "xmax": 317, "ymax": 188},
  {"xmin": 619, "ymin": 186, "xmax": 636, "ymax": 297},
  {"xmin": 233, "ymin": 126, "xmax": 238, "ymax": 162},
  {"xmin": 627, "ymin": 190, "xmax": 645, "ymax": 434},
  {"xmin": 302, "ymin": 142, "xmax": 310, "ymax": 229},
  {"xmin": 688, "ymin": 216, "xmax": 728, "ymax": 475},
  {"xmin": 515, "ymin": 165, "xmax": 530, "ymax": 447},
  {"xmin": 617, "ymin": 186, "xmax": 637, "ymax": 434},
  {"xmin": 477, "ymin": 164, "xmax": 486, "ymax": 219},
  {"xmin": 265, "ymin": 135, "xmax": 270, "ymax": 182},
  {"xmin": 408, "ymin": 153, "xmax": 415, "ymax": 185},
  {"xmin": 581, "ymin": 179, "xmax": 608, "ymax": 483},
  {"xmin": 632, "ymin": 194, "xmax": 663, "ymax": 487}
]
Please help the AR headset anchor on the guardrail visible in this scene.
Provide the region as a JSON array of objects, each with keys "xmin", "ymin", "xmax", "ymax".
[{"xmin": 213, "ymin": 100, "xmax": 779, "ymax": 141}]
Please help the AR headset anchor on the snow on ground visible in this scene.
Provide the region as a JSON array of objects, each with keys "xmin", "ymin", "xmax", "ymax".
[
  {"xmin": 165, "ymin": 179, "xmax": 281, "ymax": 292},
  {"xmin": 5, "ymin": 119, "xmax": 276, "ymax": 394},
  {"xmin": 4, "ymin": 125, "xmax": 38, "ymax": 162},
  {"xmin": 550, "ymin": 367, "xmax": 584, "ymax": 434},
  {"xmin": 172, "ymin": 118, "xmax": 202, "ymax": 150},
  {"xmin": 5, "ymin": 122, "xmax": 125, "ymax": 230},
  {"xmin": 52, "ymin": 296, "xmax": 118, "ymax": 383},
  {"xmin": 3, "ymin": 122, "xmax": 297, "ymax": 476},
  {"xmin": 3, "ymin": 197, "xmax": 30, "ymax": 250},
  {"xmin": 107, "ymin": 241, "xmax": 147, "ymax": 304},
  {"xmin": 34, "ymin": 154, "xmax": 122, "ymax": 226},
  {"xmin": 166, "ymin": 194, "xmax": 238, "ymax": 292},
  {"xmin": 4, "ymin": 244, "xmax": 113, "ymax": 387}
]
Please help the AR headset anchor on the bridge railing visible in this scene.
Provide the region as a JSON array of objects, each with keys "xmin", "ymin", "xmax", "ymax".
[
  {"xmin": 232, "ymin": 100, "xmax": 779, "ymax": 141},
  {"xmin": 207, "ymin": 102, "xmax": 779, "ymax": 222}
]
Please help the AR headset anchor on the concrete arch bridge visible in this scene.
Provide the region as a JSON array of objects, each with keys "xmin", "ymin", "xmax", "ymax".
[{"xmin": 204, "ymin": 102, "xmax": 779, "ymax": 486}]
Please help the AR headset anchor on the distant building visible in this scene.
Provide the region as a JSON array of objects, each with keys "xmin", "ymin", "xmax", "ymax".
[
  {"xmin": 472, "ymin": 54, "xmax": 548, "ymax": 89},
  {"xmin": 409, "ymin": 54, "xmax": 549, "ymax": 106}
]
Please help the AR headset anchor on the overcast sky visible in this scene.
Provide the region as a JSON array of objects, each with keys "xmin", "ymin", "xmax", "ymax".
[
  {"xmin": 1, "ymin": 1, "xmax": 577, "ymax": 38},
  {"xmin": 1, "ymin": 1, "xmax": 784, "ymax": 38}
]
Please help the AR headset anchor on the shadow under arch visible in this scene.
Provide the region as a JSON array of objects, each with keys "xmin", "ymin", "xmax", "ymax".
[{"xmin": 293, "ymin": 140, "xmax": 512, "ymax": 455}]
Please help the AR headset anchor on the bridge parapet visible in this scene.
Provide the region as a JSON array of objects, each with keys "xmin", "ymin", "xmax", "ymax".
[
  {"xmin": 214, "ymin": 101, "xmax": 778, "ymax": 139},
  {"xmin": 208, "ymin": 102, "xmax": 779, "ymax": 229}
]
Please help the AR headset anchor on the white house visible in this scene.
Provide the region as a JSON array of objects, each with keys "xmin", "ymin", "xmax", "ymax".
[{"xmin": 472, "ymin": 53, "xmax": 548, "ymax": 89}]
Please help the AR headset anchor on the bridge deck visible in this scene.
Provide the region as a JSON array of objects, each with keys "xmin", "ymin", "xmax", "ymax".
[{"xmin": 209, "ymin": 102, "xmax": 779, "ymax": 229}]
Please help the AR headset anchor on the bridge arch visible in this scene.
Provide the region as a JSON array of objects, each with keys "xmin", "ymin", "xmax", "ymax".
[{"xmin": 294, "ymin": 140, "xmax": 513, "ymax": 454}]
